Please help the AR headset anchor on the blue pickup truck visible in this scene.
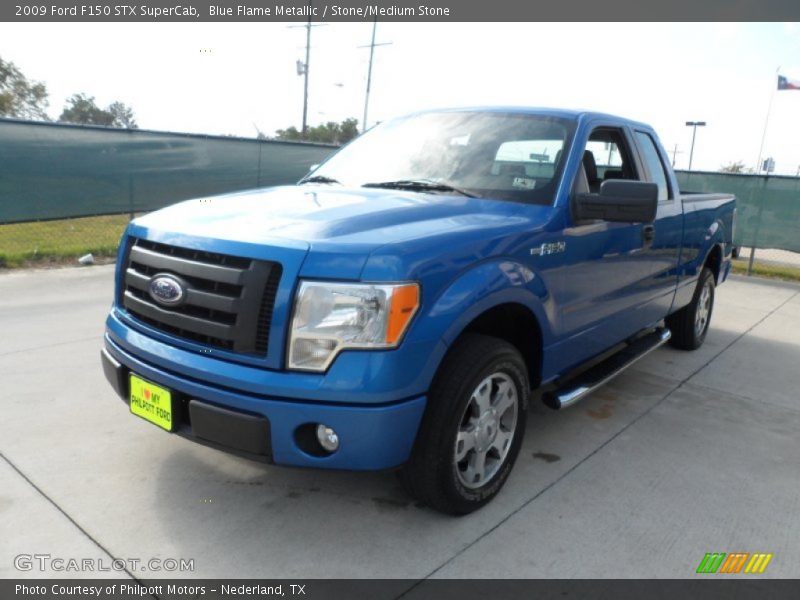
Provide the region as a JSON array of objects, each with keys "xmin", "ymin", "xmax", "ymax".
[{"xmin": 102, "ymin": 108, "xmax": 736, "ymax": 514}]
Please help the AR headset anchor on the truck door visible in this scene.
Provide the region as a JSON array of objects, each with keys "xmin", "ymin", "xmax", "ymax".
[
  {"xmin": 548, "ymin": 125, "xmax": 680, "ymax": 372},
  {"xmin": 629, "ymin": 129, "xmax": 683, "ymax": 323}
]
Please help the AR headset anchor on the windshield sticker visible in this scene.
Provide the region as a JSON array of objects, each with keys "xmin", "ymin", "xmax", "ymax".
[{"xmin": 512, "ymin": 177, "xmax": 537, "ymax": 190}]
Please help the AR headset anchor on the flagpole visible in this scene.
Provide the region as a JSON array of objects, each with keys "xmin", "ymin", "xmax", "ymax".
[{"xmin": 755, "ymin": 67, "xmax": 780, "ymax": 173}]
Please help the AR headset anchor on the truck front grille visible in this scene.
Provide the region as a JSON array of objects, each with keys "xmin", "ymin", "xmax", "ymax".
[{"xmin": 121, "ymin": 238, "xmax": 282, "ymax": 355}]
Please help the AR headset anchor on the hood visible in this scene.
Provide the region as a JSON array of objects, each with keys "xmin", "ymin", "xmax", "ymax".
[{"xmin": 132, "ymin": 185, "xmax": 553, "ymax": 278}]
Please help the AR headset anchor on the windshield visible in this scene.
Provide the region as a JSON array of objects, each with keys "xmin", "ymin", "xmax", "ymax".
[{"xmin": 306, "ymin": 111, "xmax": 576, "ymax": 205}]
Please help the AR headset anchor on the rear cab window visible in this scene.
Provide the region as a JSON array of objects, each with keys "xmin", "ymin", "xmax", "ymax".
[
  {"xmin": 492, "ymin": 139, "xmax": 566, "ymax": 188},
  {"xmin": 634, "ymin": 131, "xmax": 671, "ymax": 201}
]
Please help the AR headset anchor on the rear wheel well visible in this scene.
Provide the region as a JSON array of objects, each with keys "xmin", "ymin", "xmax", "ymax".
[
  {"xmin": 705, "ymin": 244, "xmax": 723, "ymax": 283},
  {"xmin": 458, "ymin": 303, "xmax": 542, "ymax": 389}
]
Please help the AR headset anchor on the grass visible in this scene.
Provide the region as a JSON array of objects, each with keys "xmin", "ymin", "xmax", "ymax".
[
  {"xmin": 731, "ymin": 258, "xmax": 800, "ymax": 282},
  {"xmin": 2, "ymin": 215, "xmax": 800, "ymax": 285},
  {"xmin": 0, "ymin": 214, "xmax": 129, "ymax": 268}
]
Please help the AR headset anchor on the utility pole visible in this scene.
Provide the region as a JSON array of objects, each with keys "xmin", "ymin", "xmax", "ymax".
[
  {"xmin": 685, "ymin": 121, "xmax": 706, "ymax": 171},
  {"xmin": 289, "ymin": 1, "xmax": 323, "ymax": 139},
  {"xmin": 358, "ymin": 18, "xmax": 392, "ymax": 133},
  {"xmin": 670, "ymin": 144, "xmax": 683, "ymax": 168},
  {"xmin": 302, "ymin": 8, "xmax": 311, "ymax": 137}
]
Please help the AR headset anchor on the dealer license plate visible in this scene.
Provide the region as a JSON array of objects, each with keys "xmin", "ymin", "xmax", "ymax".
[{"xmin": 129, "ymin": 374, "xmax": 173, "ymax": 431}]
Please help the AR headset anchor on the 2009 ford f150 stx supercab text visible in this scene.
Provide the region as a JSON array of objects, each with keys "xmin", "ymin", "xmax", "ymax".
[{"xmin": 102, "ymin": 108, "xmax": 736, "ymax": 514}]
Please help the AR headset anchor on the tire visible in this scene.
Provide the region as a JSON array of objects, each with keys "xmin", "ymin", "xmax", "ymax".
[
  {"xmin": 666, "ymin": 267, "xmax": 715, "ymax": 350},
  {"xmin": 399, "ymin": 333, "xmax": 530, "ymax": 515}
]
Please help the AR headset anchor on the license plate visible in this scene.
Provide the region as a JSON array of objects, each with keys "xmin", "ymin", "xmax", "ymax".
[{"xmin": 129, "ymin": 374, "xmax": 173, "ymax": 431}]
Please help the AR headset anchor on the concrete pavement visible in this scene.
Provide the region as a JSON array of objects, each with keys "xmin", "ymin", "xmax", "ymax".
[{"xmin": 1, "ymin": 266, "xmax": 798, "ymax": 579}]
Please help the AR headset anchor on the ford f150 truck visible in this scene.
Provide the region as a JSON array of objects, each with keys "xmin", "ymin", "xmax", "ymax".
[{"xmin": 102, "ymin": 108, "xmax": 736, "ymax": 514}]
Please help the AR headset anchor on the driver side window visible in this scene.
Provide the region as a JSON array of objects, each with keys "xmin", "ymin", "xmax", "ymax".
[{"xmin": 574, "ymin": 128, "xmax": 639, "ymax": 194}]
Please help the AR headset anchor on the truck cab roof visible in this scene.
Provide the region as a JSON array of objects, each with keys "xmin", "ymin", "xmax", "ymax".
[{"xmin": 404, "ymin": 106, "xmax": 653, "ymax": 131}]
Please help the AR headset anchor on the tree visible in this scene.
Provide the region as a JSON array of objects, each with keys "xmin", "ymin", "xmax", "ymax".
[
  {"xmin": 275, "ymin": 125, "xmax": 301, "ymax": 140},
  {"xmin": 719, "ymin": 161, "xmax": 748, "ymax": 174},
  {"xmin": 60, "ymin": 94, "xmax": 113, "ymax": 126},
  {"xmin": 0, "ymin": 56, "xmax": 49, "ymax": 120},
  {"xmin": 337, "ymin": 118, "xmax": 359, "ymax": 143},
  {"xmin": 59, "ymin": 93, "xmax": 138, "ymax": 128},
  {"xmin": 275, "ymin": 118, "xmax": 359, "ymax": 145},
  {"xmin": 108, "ymin": 101, "xmax": 137, "ymax": 129}
]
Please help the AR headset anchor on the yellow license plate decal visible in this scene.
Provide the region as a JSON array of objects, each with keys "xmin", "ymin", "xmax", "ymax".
[{"xmin": 129, "ymin": 374, "xmax": 173, "ymax": 431}]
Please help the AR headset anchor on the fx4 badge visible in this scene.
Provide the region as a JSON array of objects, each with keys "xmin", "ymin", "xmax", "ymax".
[{"xmin": 530, "ymin": 241, "xmax": 566, "ymax": 256}]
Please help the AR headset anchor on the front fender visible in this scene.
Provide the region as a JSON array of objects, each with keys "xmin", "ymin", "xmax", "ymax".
[{"xmin": 421, "ymin": 258, "xmax": 554, "ymax": 352}]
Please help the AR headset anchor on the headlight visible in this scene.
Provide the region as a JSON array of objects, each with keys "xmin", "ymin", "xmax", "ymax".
[{"xmin": 288, "ymin": 281, "xmax": 420, "ymax": 371}]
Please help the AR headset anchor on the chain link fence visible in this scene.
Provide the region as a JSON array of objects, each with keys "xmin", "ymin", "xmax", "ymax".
[
  {"xmin": 0, "ymin": 118, "xmax": 336, "ymax": 267},
  {"xmin": 675, "ymin": 170, "xmax": 800, "ymax": 279},
  {"xmin": 736, "ymin": 247, "xmax": 800, "ymax": 278},
  {"xmin": 2, "ymin": 119, "xmax": 799, "ymax": 280}
]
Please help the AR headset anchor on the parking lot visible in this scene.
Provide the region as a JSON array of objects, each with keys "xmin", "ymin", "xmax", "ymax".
[{"xmin": 1, "ymin": 266, "xmax": 799, "ymax": 580}]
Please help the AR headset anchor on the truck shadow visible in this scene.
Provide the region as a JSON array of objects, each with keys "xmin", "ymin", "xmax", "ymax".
[
  {"xmin": 147, "ymin": 324, "xmax": 800, "ymax": 577},
  {"xmin": 148, "ymin": 361, "xmax": 681, "ymax": 577}
]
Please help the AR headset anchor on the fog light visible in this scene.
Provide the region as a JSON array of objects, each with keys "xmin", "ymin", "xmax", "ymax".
[{"xmin": 316, "ymin": 424, "xmax": 340, "ymax": 452}]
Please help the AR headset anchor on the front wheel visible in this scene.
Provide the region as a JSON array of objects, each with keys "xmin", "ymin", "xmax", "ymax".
[
  {"xmin": 666, "ymin": 267, "xmax": 715, "ymax": 350},
  {"xmin": 399, "ymin": 334, "xmax": 529, "ymax": 515}
]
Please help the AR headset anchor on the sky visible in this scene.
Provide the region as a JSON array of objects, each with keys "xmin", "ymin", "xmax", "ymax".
[{"xmin": 1, "ymin": 21, "xmax": 799, "ymax": 174}]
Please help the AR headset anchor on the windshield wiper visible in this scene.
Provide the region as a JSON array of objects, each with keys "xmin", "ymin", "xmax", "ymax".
[
  {"xmin": 362, "ymin": 179, "xmax": 477, "ymax": 198},
  {"xmin": 298, "ymin": 175, "xmax": 341, "ymax": 185}
]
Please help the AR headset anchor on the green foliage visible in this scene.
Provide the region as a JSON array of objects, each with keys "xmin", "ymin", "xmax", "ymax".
[
  {"xmin": 59, "ymin": 93, "xmax": 138, "ymax": 128},
  {"xmin": 276, "ymin": 118, "xmax": 359, "ymax": 145},
  {"xmin": 719, "ymin": 161, "xmax": 749, "ymax": 174},
  {"xmin": 0, "ymin": 56, "xmax": 139, "ymax": 128},
  {"xmin": 108, "ymin": 101, "xmax": 138, "ymax": 129},
  {"xmin": 0, "ymin": 56, "xmax": 50, "ymax": 120}
]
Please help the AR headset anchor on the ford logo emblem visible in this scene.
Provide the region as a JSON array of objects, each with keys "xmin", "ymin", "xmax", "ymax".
[{"xmin": 148, "ymin": 274, "xmax": 186, "ymax": 306}]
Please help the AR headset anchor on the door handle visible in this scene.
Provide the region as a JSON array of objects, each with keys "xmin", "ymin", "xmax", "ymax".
[{"xmin": 642, "ymin": 224, "xmax": 655, "ymax": 248}]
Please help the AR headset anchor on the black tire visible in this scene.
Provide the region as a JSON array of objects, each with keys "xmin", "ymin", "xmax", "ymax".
[
  {"xmin": 399, "ymin": 333, "xmax": 530, "ymax": 515},
  {"xmin": 666, "ymin": 267, "xmax": 715, "ymax": 350}
]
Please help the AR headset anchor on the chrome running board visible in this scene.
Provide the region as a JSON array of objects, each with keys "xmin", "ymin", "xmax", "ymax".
[{"xmin": 542, "ymin": 327, "xmax": 671, "ymax": 410}]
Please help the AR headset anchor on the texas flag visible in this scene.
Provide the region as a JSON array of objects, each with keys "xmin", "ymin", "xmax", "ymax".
[{"xmin": 778, "ymin": 75, "xmax": 800, "ymax": 90}]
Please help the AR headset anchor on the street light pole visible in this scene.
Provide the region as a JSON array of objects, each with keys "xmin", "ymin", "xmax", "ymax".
[{"xmin": 685, "ymin": 121, "xmax": 706, "ymax": 171}]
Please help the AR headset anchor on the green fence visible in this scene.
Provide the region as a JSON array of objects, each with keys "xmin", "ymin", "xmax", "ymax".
[
  {"xmin": 0, "ymin": 118, "xmax": 798, "ymax": 268},
  {"xmin": 0, "ymin": 118, "xmax": 336, "ymax": 224},
  {"xmin": 675, "ymin": 170, "xmax": 800, "ymax": 253}
]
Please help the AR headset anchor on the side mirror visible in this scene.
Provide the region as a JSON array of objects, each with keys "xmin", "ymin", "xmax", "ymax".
[{"xmin": 573, "ymin": 180, "xmax": 658, "ymax": 223}]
